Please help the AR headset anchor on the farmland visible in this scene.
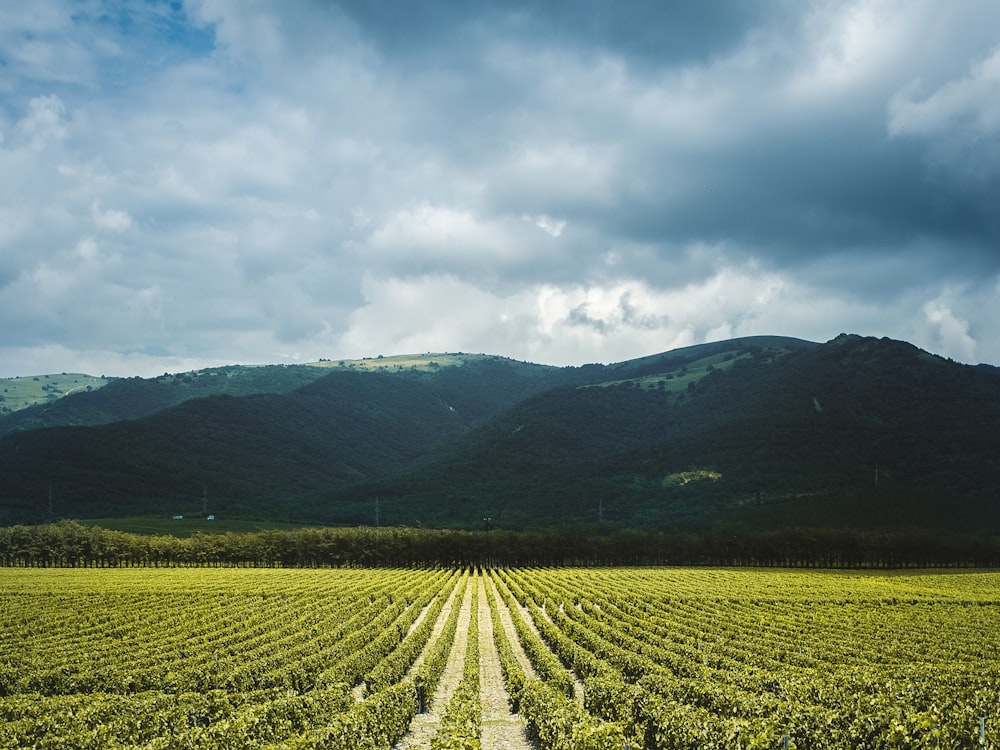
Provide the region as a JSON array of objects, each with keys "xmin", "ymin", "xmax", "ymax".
[{"xmin": 2, "ymin": 568, "xmax": 999, "ymax": 749}]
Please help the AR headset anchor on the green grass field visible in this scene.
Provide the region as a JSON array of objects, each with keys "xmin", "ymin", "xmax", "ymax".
[
  {"xmin": 0, "ymin": 373, "xmax": 112, "ymax": 414},
  {"xmin": 306, "ymin": 352, "xmax": 492, "ymax": 372}
]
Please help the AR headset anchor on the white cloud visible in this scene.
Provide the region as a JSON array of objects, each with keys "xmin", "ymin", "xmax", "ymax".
[
  {"xmin": 15, "ymin": 94, "xmax": 67, "ymax": 148},
  {"xmin": 889, "ymin": 46, "xmax": 1000, "ymax": 138},
  {"xmin": 2, "ymin": 1, "xmax": 1000, "ymax": 378},
  {"xmin": 365, "ymin": 203, "xmax": 547, "ymax": 273},
  {"xmin": 525, "ymin": 214, "xmax": 566, "ymax": 238},
  {"xmin": 333, "ymin": 265, "xmax": 861, "ymax": 366},
  {"xmin": 91, "ymin": 203, "xmax": 133, "ymax": 233},
  {"xmin": 919, "ymin": 292, "xmax": 979, "ymax": 363}
]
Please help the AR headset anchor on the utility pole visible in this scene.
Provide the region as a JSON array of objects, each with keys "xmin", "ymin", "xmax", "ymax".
[
  {"xmin": 48, "ymin": 483, "xmax": 53, "ymax": 515},
  {"xmin": 598, "ymin": 498, "xmax": 604, "ymax": 523},
  {"xmin": 202, "ymin": 486, "xmax": 208, "ymax": 516},
  {"xmin": 374, "ymin": 497, "xmax": 381, "ymax": 528}
]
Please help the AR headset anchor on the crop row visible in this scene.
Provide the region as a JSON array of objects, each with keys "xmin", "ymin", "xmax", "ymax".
[
  {"xmin": 505, "ymin": 568, "xmax": 1000, "ymax": 749},
  {"xmin": 1, "ymin": 569, "xmax": 459, "ymax": 749},
  {"xmin": 4, "ymin": 568, "xmax": 999, "ymax": 750}
]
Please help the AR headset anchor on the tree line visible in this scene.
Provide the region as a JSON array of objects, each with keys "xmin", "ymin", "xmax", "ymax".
[{"xmin": 0, "ymin": 520, "xmax": 998, "ymax": 568}]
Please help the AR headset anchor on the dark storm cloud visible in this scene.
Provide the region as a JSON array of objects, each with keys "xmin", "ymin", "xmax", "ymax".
[
  {"xmin": 334, "ymin": 0, "xmax": 788, "ymax": 64},
  {"xmin": 1, "ymin": 0, "xmax": 999, "ymax": 377}
]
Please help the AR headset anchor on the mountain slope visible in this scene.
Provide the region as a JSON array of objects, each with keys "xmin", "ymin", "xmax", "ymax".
[
  {"xmin": 2, "ymin": 335, "xmax": 996, "ymax": 534},
  {"xmin": 325, "ymin": 335, "xmax": 1000, "ymax": 532},
  {"xmin": 0, "ymin": 357, "xmax": 574, "ymax": 523},
  {"xmin": 0, "ymin": 366, "xmax": 329, "ymax": 437},
  {"xmin": 0, "ymin": 353, "xmax": 568, "ymax": 437}
]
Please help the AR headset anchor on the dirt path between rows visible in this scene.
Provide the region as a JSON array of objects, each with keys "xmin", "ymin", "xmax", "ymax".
[
  {"xmin": 492, "ymin": 574, "xmax": 585, "ymax": 705},
  {"xmin": 353, "ymin": 591, "xmax": 446, "ymax": 702},
  {"xmin": 486, "ymin": 574, "xmax": 539, "ymax": 681},
  {"xmin": 393, "ymin": 575, "xmax": 472, "ymax": 749},
  {"xmin": 478, "ymin": 574, "xmax": 538, "ymax": 750}
]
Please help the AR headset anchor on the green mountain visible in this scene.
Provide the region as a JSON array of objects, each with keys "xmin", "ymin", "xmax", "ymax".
[
  {"xmin": 0, "ymin": 355, "xmax": 575, "ymax": 522},
  {"xmin": 1, "ymin": 335, "xmax": 997, "ymax": 535},
  {"xmin": 357, "ymin": 334, "xmax": 999, "ymax": 532}
]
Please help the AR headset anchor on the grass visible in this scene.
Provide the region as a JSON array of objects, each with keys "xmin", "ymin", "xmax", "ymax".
[
  {"xmin": 0, "ymin": 373, "xmax": 112, "ymax": 415},
  {"xmin": 593, "ymin": 350, "xmax": 753, "ymax": 394},
  {"xmin": 306, "ymin": 352, "xmax": 493, "ymax": 372}
]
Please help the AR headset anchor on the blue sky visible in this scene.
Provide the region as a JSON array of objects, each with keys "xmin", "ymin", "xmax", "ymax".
[{"xmin": 1, "ymin": 0, "xmax": 999, "ymax": 377}]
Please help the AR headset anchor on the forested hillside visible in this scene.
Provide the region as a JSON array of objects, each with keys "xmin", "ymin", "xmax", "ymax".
[
  {"xmin": 0, "ymin": 356, "xmax": 575, "ymax": 523},
  {"xmin": 327, "ymin": 335, "xmax": 1000, "ymax": 532},
  {"xmin": 1, "ymin": 335, "xmax": 997, "ymax": 535}
]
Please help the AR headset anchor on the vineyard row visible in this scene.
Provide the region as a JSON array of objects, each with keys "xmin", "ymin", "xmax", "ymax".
[{"xmin": 2, "ymin": 567, "xmax": 999, "ymax": 749}]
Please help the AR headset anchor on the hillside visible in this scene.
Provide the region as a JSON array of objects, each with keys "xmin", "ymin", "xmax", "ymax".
[
  {"xmin": 0, "ymin": 354, "xmax": 546, "ymax": 437},
  {"xmin": 1, "ymin": 335, "xmax": 997, "ymax": 534},
  {"xmin": 0, "ymin": 373, "xmax": 114, "ymax": 418},
  {"xmin": 322, "ymin": 335, "xmax": 1000, "ymax": 532},
  {"xmin": 0, "ymin": 355, "xmax": 574, "ymax": 523}
]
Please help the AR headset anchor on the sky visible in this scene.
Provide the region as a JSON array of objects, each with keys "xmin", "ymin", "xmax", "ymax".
[{"xmin": 1, "ymin": 0, "xmax": 999, "ymax": 378}]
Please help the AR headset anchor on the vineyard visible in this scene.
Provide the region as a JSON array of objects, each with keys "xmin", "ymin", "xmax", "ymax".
[{"xmin": 2, "ymin": 567, "xmax": 1000, "ymax": 749}]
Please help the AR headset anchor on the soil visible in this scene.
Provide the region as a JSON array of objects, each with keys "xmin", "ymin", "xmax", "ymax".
[
  {"xmin": 393, "ymin": 576, "xmax": 472, "ymax": 749},
  {"xmin": 478, "ymin": 574, "xmax": 538, "ymax": 750}
]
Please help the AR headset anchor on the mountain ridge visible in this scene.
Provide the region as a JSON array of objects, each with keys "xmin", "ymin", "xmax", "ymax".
[{"xmin": 1, "ymin": 334, "xmax": 997, "ymax": 534}]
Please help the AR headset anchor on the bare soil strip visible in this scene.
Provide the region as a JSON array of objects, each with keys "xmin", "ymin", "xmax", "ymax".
[
  {"xmin": 406, "ymin": 575, "xmax": 463, "ymax": 677},
  {"xmin": 393, "ymin": 576, "xmax": 472, "ymax": 749},
  {"xmin": 486, "ymin": 574, "xmax": 539, "ymax": 681},
  {"xmin": 353, "ymin": 591, "xmax": 446, "ymax": 701},
  {"xmin": 478, "ymin": 574, "xmax": 538, "ymax": 750},
  {"xmin": 493, "ymin": 574, "xmax": 585, "ymax": 705}
]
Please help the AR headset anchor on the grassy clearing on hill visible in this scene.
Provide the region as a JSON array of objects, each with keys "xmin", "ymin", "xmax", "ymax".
[
  {"xmin": 0, "ymin": 373, "xmax": 112, "ymax": 414},
  {"xmin": 307, "ymin": 352, "xmax": 499, "ymax": 372}
]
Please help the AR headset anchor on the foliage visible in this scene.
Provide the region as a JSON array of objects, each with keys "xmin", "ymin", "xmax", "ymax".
[
  {"xmin": 2, "ymin": 520, "xmax": 1000, "ymax": 569},
  {"xmin": 2, "ymin": 335, "xmax": 999, "ymax": 536},
  {"xmin": 3, "ymin": 566, "xmax": 1000, "ymax": 748},
  {"xmin": 431, "ymin": 579, "xmax": 481, "ymax": 750}
]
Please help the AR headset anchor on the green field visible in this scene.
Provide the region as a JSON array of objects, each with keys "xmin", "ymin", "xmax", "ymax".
[
  {"xmin": 307, "ymin": 352, "xmax": 494, "ymax": 372},
  {"xmin": 2, "ymin": 567, "xmax": 999, "ymax": 749},
  {"xmin": 0, "ymin": 373, "xmax": 112, "ymax": 414}
]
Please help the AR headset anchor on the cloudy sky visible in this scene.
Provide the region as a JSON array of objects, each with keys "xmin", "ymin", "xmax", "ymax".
[{"xmin": 1, "ymin": 0, "xmax": 999, "ymax": 377}]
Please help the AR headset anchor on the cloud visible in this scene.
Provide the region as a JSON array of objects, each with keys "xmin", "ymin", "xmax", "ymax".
[
  {"xmin": 2, "ymin": 1, "xmax": 1000, "ymax": 378},
  {"xmin": 15, "ymin": 95, "xmax": 69, "ymax": 148},
  {"xmin": 334, "ymin": 264, "xmax": 876, "ymax": 367},
  {"xmin": 921, "ymin": 294, "xmax": 978, "ymax": 363},
  {"xmin": 91, "ymin": 203, "xmax": 133, "ymax": 233},
  {"xmin": 888, "ymin": 45, "xmax": 1000, "ymax": 208},
  {"xmin": 526, "ymin": 215, "xmax": 567, "ymax": 238},
  {"xmin": 888, "ymin": 46, "xmax": 1000, "ymax": 139}
]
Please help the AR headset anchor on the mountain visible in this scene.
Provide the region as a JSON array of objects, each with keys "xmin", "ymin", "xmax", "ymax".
[
  {"xmin": 1, "ymin": 335, "xmax": 997, "ymax": 534},
  {"xmin": 356, "ymin": 334, "xmax": 999, "ymax": 532},
  {"xmin": 0, "ymin": 353, "xmax": 567, "ymax": 437},
  {"xmin": 0, "ymin": 354, "xmax": 576, "ymax": 522}
]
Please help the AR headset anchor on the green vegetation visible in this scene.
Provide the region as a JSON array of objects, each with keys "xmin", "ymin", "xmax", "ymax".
[
  {"xmin": 432, "ymin": 578, "xmax": 481, "ymax": 750},
  {"xmin": 77, "ymin": 516, "xmax": 307, "ymax": 537},
  {"xmin": 309, "ymin": 351, "xmax": 505, "ymax": 372},
  {"xmin": 2, "ymin": 521, "xmax": 998, "ymax": 567},
  {"xmin": 0, "ymin": 372, "xmax": 112, "ymax": 415},
  {"xmin": 1, "ymin": 335, "xmax": 998, "ymax": 537},
  {"xmin": 504, "ymin": 567, "xmax": 1000, "ymax": 749},
  {"xmin": 3, "ymin": 566, "xmax": 998, "ymax": 748}
]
